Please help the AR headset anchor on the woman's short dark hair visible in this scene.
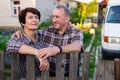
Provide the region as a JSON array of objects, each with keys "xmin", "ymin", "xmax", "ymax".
[{"xmin": 19, "ymin": 7, "xmax": 41, "ymax": 28}]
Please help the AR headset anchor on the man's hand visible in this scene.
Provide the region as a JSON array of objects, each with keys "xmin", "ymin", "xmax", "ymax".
[
  {"xmin": 36, "ymin": 50, "xmax": 49, "ymax": 71},
  {"xmin": 37, "ymin": 47, "xmax": 60, "ymax": 60},
  {"xmin": 11, "ymin": 30, "xmax": 22, "ymax": 38},
  {"xmin": 39, "ymin": 58, "xmax": 49, "ymax": 71}
]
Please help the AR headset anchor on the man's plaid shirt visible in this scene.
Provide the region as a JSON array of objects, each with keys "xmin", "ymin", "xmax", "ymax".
[
  {"xmin": 37, "ymin": 26, "xmax": 83, "ymax": 74},
  {"xmin": 6, "ymin": 31, "xmax": 46, "ymax": 78}
]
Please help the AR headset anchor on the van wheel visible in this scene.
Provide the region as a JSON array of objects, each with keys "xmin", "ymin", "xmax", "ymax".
[
  {"xmin": 101, "ymin": 53, "xmax": 105, "ymax": 60},
  {"xmin": 101, "ymin": 52, "xmax": 107, "ymax": 60}
]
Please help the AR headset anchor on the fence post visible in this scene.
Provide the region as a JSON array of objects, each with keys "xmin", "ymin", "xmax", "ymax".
[
  {"xmin": 82, "ymin": 52, "xmax": 90, "ymax": 80},
  {"xmin": 56, "ymin": 54, "xmax": 65, "ymax": 80},
  {"xmin": 26, "ymin": 55, "xmax": 35, "ymax": 80},
  {"xmin": 69, "ymin": 52, "xmax": 78, "ymax": 80},
  {"xmin": 11, "ymin": 52, "xmax": 19, "ymax": 80},
  {"xmin": 0, "ymin": 50, "xmax": 5, "ymax": 80},
  {"xmin": 114, "ymin": 58, "xmax": 120, "ymax": 80},
  {"xmin": 41, "ymin": 71, "xmax": 49, "ymax": 80}
]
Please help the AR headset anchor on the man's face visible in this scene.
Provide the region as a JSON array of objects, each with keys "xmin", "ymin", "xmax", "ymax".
[{"xmin": 52, "ymin": 8, "xmax": 69, "ymax": 30}]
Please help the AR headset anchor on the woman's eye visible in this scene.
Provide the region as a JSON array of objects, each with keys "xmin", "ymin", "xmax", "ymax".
[{"xmin": 35, "ymin": 16, "xmax": 39, "ymax": 19}]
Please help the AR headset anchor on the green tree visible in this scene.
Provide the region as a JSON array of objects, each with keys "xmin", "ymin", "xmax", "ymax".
[
  {"xmin": 87, "ymin": 0, "xmax": 98, "ymax": 16},
  {"xmin": 70, "ymin": 2, "xmax": 87, "ymax": 24},
  {"xmin": 70, "ymin": 8, "xmax": 81, "ymax": 24}
]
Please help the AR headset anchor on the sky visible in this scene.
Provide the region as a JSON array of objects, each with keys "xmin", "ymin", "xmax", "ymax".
[{"xmin": 74, "ymin": 0, "xmax": 104, "ymax": 3}]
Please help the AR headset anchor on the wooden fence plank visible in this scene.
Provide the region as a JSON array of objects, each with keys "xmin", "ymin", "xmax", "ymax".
[
  {"xmin": 5, "ymin": 51, "xmax": 90, "ymax": 80},
  {"xmin": 69, "ymin": 52, "xmax": 78, "ymax": 80},
  {"xmin": 11, "ymin": 52, "xmax": 19, "ymax": 80},
  {"xmin": 95, "ymin": 60, "xmax": 114, "ymax": 80},
  {"xmin": 82, "ymin": 52, "xmax": 90, "ymax": 80},
  {"xmin": 56, "ymin": 54, "xmax": 65, "ymax": 80},
  {"xmin": 26, "ymin": 55, "xmax": 35, "ymax": 80},
  {"xmin": 0, "ymin": 50, "xmax": 5, "ymax": 80},
  {"xmin": 114, "ymin": 58, "xmax": 120, "ymax": 80},
  {"xmin": 41, "ymin": 71, "xmax": 49, "ymax": 80}
]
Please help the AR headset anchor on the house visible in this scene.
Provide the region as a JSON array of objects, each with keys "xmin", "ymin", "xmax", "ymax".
[
  {"xmin": 0, "ymin": 0, "xmax": 77, "ymax": 29},
  {"xmin": 98, "ymin": 0, "xmax": 109, "ymax": 23},
  {"xmin": 0, "ymin": 0, "xmax": 36, "ymax": 29}
]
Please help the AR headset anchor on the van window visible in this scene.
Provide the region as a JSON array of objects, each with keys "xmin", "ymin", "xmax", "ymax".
[{"xmin": 107, "ymin": 6, "xmax": 120, "ymax": 23}]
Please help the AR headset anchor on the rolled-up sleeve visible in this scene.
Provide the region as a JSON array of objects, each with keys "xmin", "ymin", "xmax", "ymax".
[{"xmin": 6, "ymin": 37, "xmax": 25, "ymax": 53}]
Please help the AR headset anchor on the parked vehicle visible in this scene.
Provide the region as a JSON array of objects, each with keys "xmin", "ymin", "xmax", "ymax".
[{"xmin": 101, "ymin": 0, "xmax": 120, "ymax": 60}]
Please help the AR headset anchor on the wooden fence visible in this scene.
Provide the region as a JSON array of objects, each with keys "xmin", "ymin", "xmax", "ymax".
[
  {"xmin": 0, "ymin": 50, "xmax": 90, "ymax": 80},
  {"xmin": 94, "ymin": 59, "xmax": 120, "ymax": 80}
]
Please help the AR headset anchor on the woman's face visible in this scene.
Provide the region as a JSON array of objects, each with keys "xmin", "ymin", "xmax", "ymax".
[{"xmin": 23, "ymin": 12, "xmax": 39, "ymax": 30}]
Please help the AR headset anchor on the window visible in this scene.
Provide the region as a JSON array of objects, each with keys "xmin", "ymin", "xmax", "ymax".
[
  {"xmin": 107, "ymin": 6, "xmax": 120, "ymax": 23},
  {"xmin": 11, "ymin": 0, "xmax": 20, "ymax": 16}
]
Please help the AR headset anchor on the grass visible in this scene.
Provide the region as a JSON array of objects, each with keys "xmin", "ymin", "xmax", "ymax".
[
  {"xmin": 89, "ymin": 24, "xmax": 102, "ymax": 79},
  {"xmin": 92, "ymin": 27, "xmax": 101, "ymax": 47}
]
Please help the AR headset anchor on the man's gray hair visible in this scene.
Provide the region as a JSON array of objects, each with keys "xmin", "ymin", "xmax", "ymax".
[{"xmin": 56, "ymin": 5, "xmax": 70, "ymax": 16}]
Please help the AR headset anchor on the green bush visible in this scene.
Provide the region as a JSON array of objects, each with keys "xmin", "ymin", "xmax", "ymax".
[
  {"xmin": 70, "ymin": 8, "xmax": 81, "ymax": 24},
  {"xmin": 0, "ymin": 35, "xmax": 10, "ymax": 50},
  {"xmin": 38, "ymin": 21, "xmax": 52, "ymax": 29},
  {"xmin": 83, "ymin": 32, "xmax": 92, "ymax": 49}
]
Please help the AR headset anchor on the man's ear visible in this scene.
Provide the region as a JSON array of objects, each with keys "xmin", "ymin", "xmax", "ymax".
[{"xmin": 65, "ymin": 16, "xmax": 70, "ymax": 22}]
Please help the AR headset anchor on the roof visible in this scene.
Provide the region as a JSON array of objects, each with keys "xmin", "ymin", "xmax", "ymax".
[{"xmin": 99, "ymin": 0, "xmax": 109, "ymax": 5}]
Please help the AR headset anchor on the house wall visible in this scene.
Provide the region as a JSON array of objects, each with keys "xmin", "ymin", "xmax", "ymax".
[
  {"xmin": 36, "ymin": 0, "xmax": 56, "ymax": 23},
  {"xmin": 0, "ymin": 0, "xmax": 35, "ymax": 28},
  {"xmin": 0, "ymin": 0, "xmax": 77, "ymax": 29}
]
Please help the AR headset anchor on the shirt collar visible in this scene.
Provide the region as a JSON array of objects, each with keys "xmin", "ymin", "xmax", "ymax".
[
  {"xmin": 21, "ymin": 30, "xmax": 38, "ymax": 43},
  {"xmin": 53, "ymin": 25, "xmax": 72, "ymax": 35}
]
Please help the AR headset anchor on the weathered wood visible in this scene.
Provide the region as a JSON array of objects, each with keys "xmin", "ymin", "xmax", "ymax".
[
  {"xmin": 26, "ymin": 55, "xmax": 35, "ymax": 80},
  {"xmin": 95, "ymin": 60, "xmax": 114, "ymax": 80},
  {"xmin": 69, "ymin": 52, "xmax": 78, "ymax": 80},
  {"xmin": 3, "ymin": 51, "xmax": 90, "ymax": 80},
  {"xmin": 82, "ymin": 52, "xmax": 90, "ymax": 80},
  {"xmin": 11, "ymin": 52, "xmax": 19, "ymax": 80},
  {"xmin": 56, "ymin": 54, "xmax": 65, "ymax": 80},
  {"xmin": 41, "ymin": 71, "xmax": 49, "ymax": 80},
  {"xmin": 114, "ymin": 58, "xmax": 120, "ymax": 80},
  {"xmin": 0, "ymin": 50, "xmax": 5, "ymax": 80}
]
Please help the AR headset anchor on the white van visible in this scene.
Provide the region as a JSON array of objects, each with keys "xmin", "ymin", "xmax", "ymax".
[{"xmin": 101, "ymin": 0, "xmax": 120, "ymax": 59}]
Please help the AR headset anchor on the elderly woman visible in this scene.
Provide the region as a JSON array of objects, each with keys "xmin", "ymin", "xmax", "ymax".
[{"xmin": 6, "ymin": 7, "xmax": 50, "ymax": 78}]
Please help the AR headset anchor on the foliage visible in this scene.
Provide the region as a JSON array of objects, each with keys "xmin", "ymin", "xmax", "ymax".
[
  {"xmin": 92, "ymin": 26, "xmax": 101, "ymax": 47},
  {"xmin": 38, "ymin": 21, "xmax": 52, "ymax": 29},
  {"xmin": 70, "ymin": 2, "xmax": 87, "ymax": 24},
  {"xmin": 83, "ymin": 31, "xmax": 92, "ymax": 49},
  {"xmin": 0, "ymin": 35, "xmax": 10, "ymax": 50},
  {"xmin": 89, "ymin": 52, "xmax": 96, "ymax": 78},
  {"xmin": 89, "ymin": 26, "xmax": 102, "ymax": 79},
  {"xmin": 70, "ymin": 8, "xmax": 81, "ymax": 24},
  {"xmin": 87, "ymin": 0, "xmax": 98, "ymax": 16},
  {"xmin": 78, "ymin": 2, "xmax": 87, "ymax": 24}
]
